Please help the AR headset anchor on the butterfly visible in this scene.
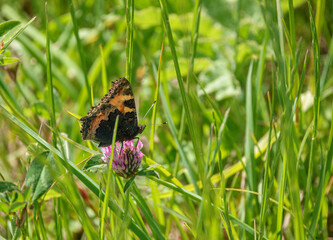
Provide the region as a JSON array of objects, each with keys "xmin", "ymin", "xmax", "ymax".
[{"xmin": 80, "ymin": 77, "xmax": 146, "ymax": 147}]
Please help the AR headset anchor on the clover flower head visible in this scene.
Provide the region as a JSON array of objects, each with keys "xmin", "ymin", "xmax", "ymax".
[{"xmin": 101, "ymin": 140, "xmax": 143, "ymax": 179}]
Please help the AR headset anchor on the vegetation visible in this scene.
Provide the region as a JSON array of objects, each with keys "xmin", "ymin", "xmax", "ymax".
[{"xmin": 0, "ymin": 0, "xmax": 332, "ymax": 239}]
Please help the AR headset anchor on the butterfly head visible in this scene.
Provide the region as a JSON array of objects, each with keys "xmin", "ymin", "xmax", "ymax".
[{"xmin": 138, "ymin": 124, "xmax": 146, "ymax": 134}]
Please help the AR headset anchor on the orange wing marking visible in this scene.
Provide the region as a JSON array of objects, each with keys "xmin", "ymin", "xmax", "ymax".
[{"xmin": 109, "ymin": 87, "xmax": 135, "ymax": 114}]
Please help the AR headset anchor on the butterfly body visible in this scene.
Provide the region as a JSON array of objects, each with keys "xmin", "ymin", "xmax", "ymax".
[{"xmin": 80, "ymin": 77, "xmax": 146, "ymax": 147}]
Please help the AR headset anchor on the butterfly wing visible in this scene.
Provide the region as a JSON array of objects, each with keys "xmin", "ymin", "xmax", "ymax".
[{"xmin": 80, "ymin": 78, "xmax": 139, "ymax": 147}]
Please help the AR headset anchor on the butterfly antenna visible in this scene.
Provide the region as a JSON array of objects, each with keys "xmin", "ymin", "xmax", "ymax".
[
  {"xmin": 140, "ymin": 101, "xmax": 156, "ymax": 124},
  {"xmin": 145, "ymin": 122, "xmax": 167, "ymax": 126}
]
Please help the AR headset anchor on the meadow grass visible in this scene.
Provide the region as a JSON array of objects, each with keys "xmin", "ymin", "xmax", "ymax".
[{"xmin": 0, "ymin": 0, "xmax": 332, "ymax": 239}]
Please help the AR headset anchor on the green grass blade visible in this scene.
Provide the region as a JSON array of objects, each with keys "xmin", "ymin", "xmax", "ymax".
[
  {"xmin": 245, "ymin": 60, "xmax": 255, "ymax": 190},
  {"xmin": 2, "ymin": 16, "xmax": 35, "ymax": 51},
  {"xmin": 99, "ymin": 45, "xmax": 108, "ymax": 93},
  {"xmin": 259, "ymin": 90, "xmax": 274, "ymax": 239},
  {"xmin": 314, "ymin": 0, "xmax": 326, "ymax": 38},
  {"xmin": 159, "ymin": 83, "xmax": 200, "ymax": 194},
  {"xmin": 149, "ymin": 177, "xmax": 202, "ymax": 203},
  {"xmin": 287, "ymin": 0, "xmax": 296, "ymax": 55},
  {"xmin": 149, "ymin": 38, "xmax": 164, "ymax": 156},
  {"xmin": 159, "ymin": 0, "xmax": 204, "ymax": 182},
  {"xmin": 100, "ymin": 116, "xmax": 119, "ymax": 240},
  {"xmin": 192, "ymin": 74, "xmax": 222, "ymax": 121},
  {"xmin": 320, "ymin": 37, "xmax": 333, "ymax": 92},
  {"xmin": 45, "ymin": 2, "xmax": 56, "ymax": 145},
  {"xmin": 228, "ymin": 213, "xmax": 269, "ymax": 240},
  {"xmin": 208, "ymin": 108, "xmax": 230, "ymax": 178},
  {"xmin": 244, "ymin": 60, "xmax": 256, "ymax": 234},
  {"xmin": 309, "ymin": 102, "xmax": 333, "ymax": 235},
  {"xmin": 304, "ymin": 0, "xmax": 321, "ymax": 222},
  {"xmin": 69, "ymin": 0, "xmax": 91, "ymax": 103},
  {"xmin": 132, "ymin": 184, "xmax": 165, "ymax": 240},
  {"xmin": 126, "ymin": 0, "xmax": 134, "ymax": 82},
  {"xmin": 0, "ymin": 20, "xmax": 20, "ymax": 38}
]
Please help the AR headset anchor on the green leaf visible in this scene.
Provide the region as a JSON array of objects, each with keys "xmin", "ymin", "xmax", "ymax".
[
  {"xmin": 22, "ymin": 188, "xmax": 31, "ymax": 202},
  {"xmin": 123, "ymin": 176, "xmax": 136, "ymax": 193},
  {"xmin": 83, "ymin": 154, "xmax": 107, "ymax": 173},
  {"xmin": 137, "ymin": 170, "xmax": 160, "ymax": 178},
  {"xmin": 1, "ymin": 17, "xmax": 36, "ymax": 53},
  {"xmin": 8, "ymin": 202, "xmax": 26, "ymax": 213},
  {"xmin": 0, "ymin": 203, "xmax": 9, "ymax": 214},
  {"xmin": 0, "ymin": 182, "xmax": 19, "ymax": 193},
  {"xmin": 0, "ymin": 20, "xmax": 20, "ymax": 38},
  {"xmin": 43, "ymin": 189, "xmax": 62, "ymax": 201},
  {"xmin": 25, "ymin": 151, "xmax": 58, "ymax": 202},
  {"xmin": 0, "ymin": 57, "xmax": 20, "ymax": 66},
  {"xmin": 198, "ymin": 59, "xmax": 241, "ymax": 101}
]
